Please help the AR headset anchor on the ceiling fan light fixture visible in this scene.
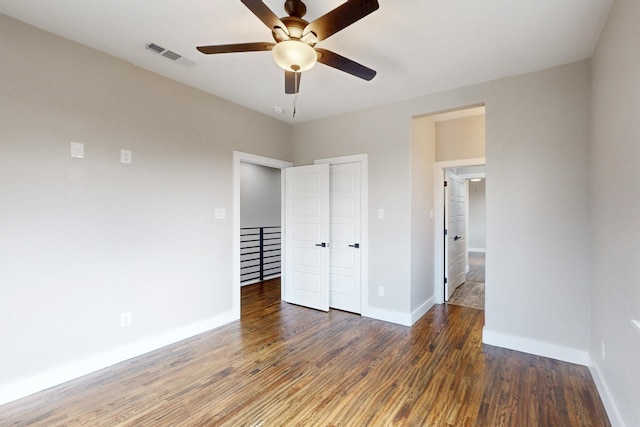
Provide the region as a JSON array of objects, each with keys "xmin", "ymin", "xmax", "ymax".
[{"xmin": 272, "ymin": 40, "xmax": 317, "ymax": 72}]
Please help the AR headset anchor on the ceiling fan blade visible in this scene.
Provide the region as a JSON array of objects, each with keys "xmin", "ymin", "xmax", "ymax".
[
  {"xmin": 285, "ymin": 71, "xmax": 301, "ymax": 94},
  {"xmin": 241, "ymin": 0, "xmax": 289, "ymax": 34},
  {"xmin": 316, "ymin": 48, "xmax": 376, "ymax": 81},
  {"xmin": 304, "ymin": 0, "xmax": 379, "ymax": 41},
  {"xmin": 196, "ymin": 42, "xmax": 275, "ymax": 54}
]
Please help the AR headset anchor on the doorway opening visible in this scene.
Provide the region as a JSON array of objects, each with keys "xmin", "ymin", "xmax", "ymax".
[
  {"xmin": 430, "ymin": 106, "xmax": 486, "ymax": 306},
  {"xmin": 233, "ymin": 152, "xmax": 369, "ymax": 319},
  {"xmin": 435, "ymin": 161, "xmax": 485, "ymax": 305},
  {"xmin": 446, "ymin": 171, "xmax": 486, "ymax": 310},
  {"xmin": 239, "ymin": 162, "xmax": 284, "ymax": 314},
  {"xmin": 233, "ymin": 151, "xmax": 292, "ymax": 319},
  {"xmin": 282, "ymin": 155, "xmax": 368, "ymax": 314},
  {"xmin": 239, "ymin": 162, "xmax": 283, "ymax": 286}
]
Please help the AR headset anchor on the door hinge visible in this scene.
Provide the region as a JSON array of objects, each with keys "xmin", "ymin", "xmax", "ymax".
[
  {"xmin": 444, "ymin": 278, "xmax": 448, "ymax": 284},
  {"xmin": 444, "ymin": 229, "xmax": 448, "ymax": 236},
  {"xmin": 444, "ymin": 181, "xmax": 448, "ymax": 187}
]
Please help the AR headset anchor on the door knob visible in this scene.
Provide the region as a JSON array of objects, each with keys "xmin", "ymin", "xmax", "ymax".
[
  {"xmin": 454, "ymin": 236, "xmax": 461, "ymax": 241},
  {"xmin": 348, "ymin": 243, "xmax": 360, "ymax": 249},
  {"xmin": 315, "ymin": 242, "xmax": 327, "ymax": 247}
]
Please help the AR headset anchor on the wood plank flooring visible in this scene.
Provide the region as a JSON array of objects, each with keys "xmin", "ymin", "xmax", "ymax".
[{"xmin": 0, "ymin": 279, "xmax": 610, "ymax": 426}]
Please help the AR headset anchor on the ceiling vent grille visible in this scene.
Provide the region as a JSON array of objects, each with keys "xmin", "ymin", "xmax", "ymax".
[
  {"xmin": 145, "ymin": 42, "xmax": 197, "ymax": 68},
  {"xmin": 146, "ymin": 43, "xmax": 165, "ymax": 54},
  {"xmin": 161, "ymin": 50, "xmax": 181, "ymax": 61}
]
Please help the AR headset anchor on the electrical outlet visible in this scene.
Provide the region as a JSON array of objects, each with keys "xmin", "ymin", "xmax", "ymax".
[
  {"xmin": 120, "ymin": 149, "xmax": 132, "ymax": 164},
  {"xmin": 378, "ymin": 286, "xmax": 384, "ymax": 297},
  {"xmin": 120, "ymin": 312, "xmax": 132, "ymax": 328},
  {"xmin": 600, "ymin": 339, "xmax": 606, "ymax": 361}
]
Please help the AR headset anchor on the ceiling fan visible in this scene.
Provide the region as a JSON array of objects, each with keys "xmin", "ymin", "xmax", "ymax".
[{"xmin": 197, "ymin": 0, "xmax": 379, "ymax": 94}]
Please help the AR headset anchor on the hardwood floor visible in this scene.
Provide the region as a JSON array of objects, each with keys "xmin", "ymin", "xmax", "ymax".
[{"xmin": 0, "ymin": 279, "xmax": 609, "ymax": 426}]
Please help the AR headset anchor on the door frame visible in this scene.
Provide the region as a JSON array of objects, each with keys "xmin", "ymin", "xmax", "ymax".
[
  {"xmin": 434, "ymin": 157, "xmax": 485, "ymax": 304},
  {"xmin": 233, "ymin": 151, "xmax": 292, "ymax": 318},
  {"xmin": 314, "ymin": 154, "xmax": 369, "ymax": 316}
]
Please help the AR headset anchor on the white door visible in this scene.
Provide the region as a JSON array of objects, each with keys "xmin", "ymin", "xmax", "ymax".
[
  {"xmin": 328, "ymin": 163, "xmax": 361, "ymax": 313},
  {"xmin": 445, "ymin": 170, "xmax": 466, "ymax": 300},
  {"xmin": 284, "ymin": 164, "xmax": 330, "ymax": 311}
]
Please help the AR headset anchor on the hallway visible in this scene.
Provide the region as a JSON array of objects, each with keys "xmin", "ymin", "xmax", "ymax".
[{"xmin": 448, "ymin": 251, "xmax": 485, "ymax": 310}]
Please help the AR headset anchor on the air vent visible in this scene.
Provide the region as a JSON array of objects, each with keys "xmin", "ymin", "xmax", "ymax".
[
  {"xmin": 145, "ymin": 42, "xmax": 197, "ymax": 68},
  {"xmin": 161, "ymin": 50, "xmax": 181, "ymax": 61},
  {"xmin": 176, "ymin": 57, "xmax": 198, "ymax": 67},
  {"xmin": 146, "ymin": 43, "xmax": 165, "ymax": 54}
]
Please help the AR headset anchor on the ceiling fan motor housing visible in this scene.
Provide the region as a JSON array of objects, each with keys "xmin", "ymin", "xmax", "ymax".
[{"xmin": 278, "ymin": 17, "xmax": 311, "ymax": 41}]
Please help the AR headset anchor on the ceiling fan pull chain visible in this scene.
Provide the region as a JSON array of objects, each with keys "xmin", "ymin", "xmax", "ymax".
[{"xmin": 293, "ymin": 71, "xmax": 299, "ymax": 118}]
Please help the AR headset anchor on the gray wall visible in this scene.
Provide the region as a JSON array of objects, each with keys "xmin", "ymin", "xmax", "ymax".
[
  {"xmin": 0, "ymin": 15, "xmax": 290, "ymax": 395},
  {"xmin": 590, "ymin": 0, "xmax": 640, "ymax": 424},
  {"xmin": 410, "ymin": 117, "xmax": 436, "ymax": 313},
  {"xmin": 468, "ymin": 179, "xmax": 486, "ymax": 251},
  {"xmin": 293, "ymin": 60, "xmax": 591, "ymax": 357},
  {"xmin": 240, "ymin": 163, "xmax": 281, "ymax": 228},
  {"xmin": 484, "ymin": 62, "xmax": 591, "ymax": 352}
]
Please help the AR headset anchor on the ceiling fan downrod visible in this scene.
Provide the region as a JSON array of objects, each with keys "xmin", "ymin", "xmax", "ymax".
[{"xmin": 284, "ymin": 0, "xmax": 307, "ymax": 19}]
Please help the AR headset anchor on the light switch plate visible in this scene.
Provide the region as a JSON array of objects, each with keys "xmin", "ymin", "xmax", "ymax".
[
  {"xmin": 377, "ymin": 208, "xmax": 385, "ymax": 219},
  {"xmin": 215, "ymin": 208, "xmax": 226, "ymax": 219},
  {"xmin": 70, "ymin": 142, "xmax": 84, "ymax": 158}
]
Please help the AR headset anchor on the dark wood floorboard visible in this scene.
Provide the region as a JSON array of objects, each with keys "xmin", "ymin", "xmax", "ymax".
[{"xmin": 0, "ymin": 278, "xmax": 610, "ymax": 426}]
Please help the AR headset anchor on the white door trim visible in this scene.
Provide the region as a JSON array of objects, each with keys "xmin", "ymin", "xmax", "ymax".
[
  {"xmin": 314, "ymin": 154, "xmax": 369, "ymax": 317},
  {"xmin": 233, "ymin": 151, "xmax": 293, "ymax": 318},
  {"xmin": 434, "ymin": 157, "xmax": 485, "ymax": 304}
]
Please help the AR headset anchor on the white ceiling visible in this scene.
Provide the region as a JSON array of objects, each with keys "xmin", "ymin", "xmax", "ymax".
[{"xmin": 0, "ymin": 0, "xmax": 612, "ymax": 124}]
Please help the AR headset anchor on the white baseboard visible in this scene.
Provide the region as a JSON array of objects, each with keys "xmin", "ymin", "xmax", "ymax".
[
  {"xmin": 362, "ymin": 296, "xmax": 434, "ymax": 327},
  {"xmin": 589, "ymin": 361, "xmax": 626, "ymax": 427},
  {"xmin": 0, "ymin": 311, "xmax": 238, "ymax": 406},
  {"xmin": 411, "ymin": 296, "xmax": 435, "ymax": 325},
  {"xmin": 482, "ymin": 327, "xmax": 590, "ymax": 366},
  {"xmin": 362, "ymin": 306, "xmax": 412, "ymax": 326},
  {"xmin": 468, "ymin": 247, "xmax": 486, "ymax": 253}
]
